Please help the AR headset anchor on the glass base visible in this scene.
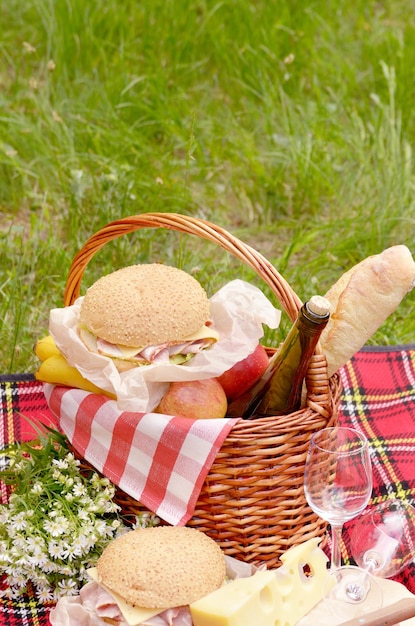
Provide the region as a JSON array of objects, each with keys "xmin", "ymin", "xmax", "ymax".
[{"xmin": 323, "ymin": 565, "xmax": 383, "ymax": 619}]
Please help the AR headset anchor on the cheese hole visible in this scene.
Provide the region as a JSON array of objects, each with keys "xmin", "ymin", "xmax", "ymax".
[
  {"xmin": 302, "ymin": 562, "xmax": 313, "ymax": 578},
  {"xmin": 259, "ymin": 583, "xmax": 275, "ymax": 613}
]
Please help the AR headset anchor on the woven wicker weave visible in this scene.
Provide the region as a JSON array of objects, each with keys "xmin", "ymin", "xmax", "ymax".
[{"xmin": 64, "ymin": 212, "xmax": 341, "ymax": 568}]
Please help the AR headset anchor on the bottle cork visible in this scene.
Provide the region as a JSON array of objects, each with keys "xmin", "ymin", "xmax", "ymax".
[{"xmin": 307, "ymin": 295, "xmax": 331, "ymax": 317}]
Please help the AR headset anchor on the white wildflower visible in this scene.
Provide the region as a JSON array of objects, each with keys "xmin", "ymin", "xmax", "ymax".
[
  {"xmin": 73, "ymin": 483, "xmax": 87, "ymax": 497},
  {"xmin": 43, "ymin": 519, "xmax": 65, "ymax": 537},
  {"xmin": 8, "ymin": 572, "xmax": 26, "ymax": 588},
  {"xmin": 0, "ymin": 428, "xmax": 128, "ymax": 597},
  {"xmin": 53, "ymin": 458, "xmax": 69, "ymax": 470},
  {"xmin": 30, "ymin": 482, "xmax": 43, "ymax": 495},
  {"xmin": 54, "ymin": 577, "xmax": 78, "ymax": 601},
  {"xmin": 64, "ymin": 476, "xmax": 74, "ymax": 489},
  {"xmin": 12, "ymin": 512, "xmax": 28, "ymax": 531},
  {"xmin": 77, "ymin": 509, "xmax": 90, "ymax": 521},
  {"xmin": 37, "ymin": 587, "xmax": 54, "ymax": 602}
]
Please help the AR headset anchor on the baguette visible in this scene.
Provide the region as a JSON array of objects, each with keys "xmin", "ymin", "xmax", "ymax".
[{"xmin": 320, "ymin": 245, "xmax": 415, "ymax": 377}]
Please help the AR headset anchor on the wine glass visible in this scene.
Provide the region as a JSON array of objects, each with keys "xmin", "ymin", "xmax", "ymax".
[
  {"xmin": 323, "ymin": 499, "xmax": 415, "ymax": 617},
  {"xmin": 351, "ymin": 499, "xmax": 415, "ymax": 578},
  {"xmin": 304, "ymin": 426, "xmax": 373, "ymax": 570}
]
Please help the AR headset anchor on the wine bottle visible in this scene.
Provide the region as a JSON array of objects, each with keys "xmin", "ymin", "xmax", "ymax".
[{"xmin": 227, "ymin": 295, "xmax": 330, "ymax": 419}]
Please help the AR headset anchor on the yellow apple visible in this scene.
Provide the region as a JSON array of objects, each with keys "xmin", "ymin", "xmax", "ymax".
[{"xmin": 156, "ymin": 378, "xmax": 228, "ymax": 419}]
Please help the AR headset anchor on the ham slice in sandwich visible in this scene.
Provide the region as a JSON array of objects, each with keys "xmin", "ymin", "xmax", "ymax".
[{"xmin": 50, "ymin": 526, "xmax": 226, "ymax": 626}]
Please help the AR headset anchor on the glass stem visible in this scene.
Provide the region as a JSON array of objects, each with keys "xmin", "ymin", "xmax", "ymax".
[{"xmin": 331, "ymin": 523, "xmax": 343, "ymax": 569}]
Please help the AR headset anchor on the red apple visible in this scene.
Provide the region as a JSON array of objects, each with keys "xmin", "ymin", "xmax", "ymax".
[
  {"xmin": 216, "ymin": 343, "xmax": 269, "ymax": 402},
  {"xmin": 156, "ymin": 378, "xmax": 228, "ymax": 419}
]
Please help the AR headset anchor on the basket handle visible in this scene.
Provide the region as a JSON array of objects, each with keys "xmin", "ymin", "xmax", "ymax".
[{"xmin": 64, "ymin": 212, "xmax": 303, "ymax": 323}]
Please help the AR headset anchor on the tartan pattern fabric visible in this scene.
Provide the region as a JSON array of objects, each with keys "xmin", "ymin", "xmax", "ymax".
[
  {"xmin": 1, "ymin": 345, "xmax": 415, "ymax": 623},
  {"xmin": 0, "ymin": 374, "xmax": 56, "ymax": 446},
  {"xmin": 336, "ymin": 345, "xmax": 415, "ymax": 593},
  {"xmin": 0, "ymin": 375, "xmax": 56, "ymax": 625},
  {"xmin": 0, "ymin": 580, "xmax": 52, "ymax": 626}
]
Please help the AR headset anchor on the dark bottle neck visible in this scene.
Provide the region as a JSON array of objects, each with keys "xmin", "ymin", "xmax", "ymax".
[{"xmin": 297, "ymin": 300, "xmax": 330, "ymax": 336}]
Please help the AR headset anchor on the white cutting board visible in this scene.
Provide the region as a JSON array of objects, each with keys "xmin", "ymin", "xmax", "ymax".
[{"xmin": 298, "ymin": 577, "xmax": 415, "ymax": 625}]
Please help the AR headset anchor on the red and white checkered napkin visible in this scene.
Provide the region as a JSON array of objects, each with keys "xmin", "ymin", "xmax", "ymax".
[{"xmin": 43, "ymin": 385, "xmax": 239, "ymax": 526}]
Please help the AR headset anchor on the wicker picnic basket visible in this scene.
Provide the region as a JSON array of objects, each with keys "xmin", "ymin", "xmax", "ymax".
[{"xmin": 63, "ymin": 212, "xmax": 341, "ymax": 568}]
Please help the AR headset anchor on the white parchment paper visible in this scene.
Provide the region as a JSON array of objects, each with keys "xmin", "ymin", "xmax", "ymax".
[{"xmin": 49, "ymin": 279, "xmax": 281, "ymax": 412}]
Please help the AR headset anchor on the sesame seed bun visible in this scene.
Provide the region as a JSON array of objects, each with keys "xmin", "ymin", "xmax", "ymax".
[
  {"xmin": 96, "ymin": 526, "xmax": 226, "ymax": 609},
  {"xmin": 79, "ymin": 264, "xmax": 210, "ymax": 348}
]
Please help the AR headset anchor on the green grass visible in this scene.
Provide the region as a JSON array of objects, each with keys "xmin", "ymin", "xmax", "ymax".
[{"xmin": 1, "ymin": 0, "xmax": 415, "ymax": 373}]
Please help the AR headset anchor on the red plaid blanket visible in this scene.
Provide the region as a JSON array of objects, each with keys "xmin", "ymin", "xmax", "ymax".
[
  {"xmin": 338, "ymin": 346, "xmax": 415, "ymax": 593},
  {"xmin": 1, "ymin": 346, "xmax": 415, "ymax": 623},
  {"xmin": 0, "ymin": 375, "xmax": 57, "ymax": 625}
]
